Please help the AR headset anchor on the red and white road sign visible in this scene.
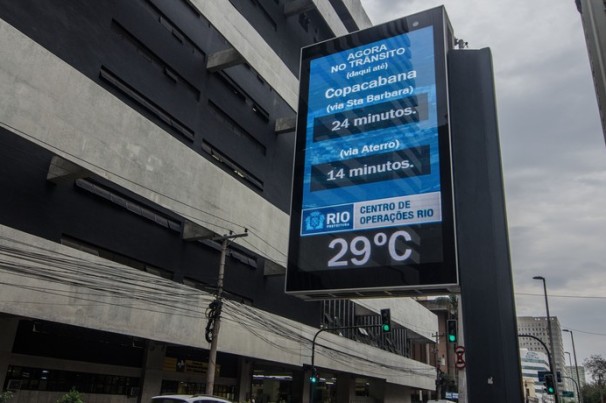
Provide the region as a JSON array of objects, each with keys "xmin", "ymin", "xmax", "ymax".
[{"xmin": 455, "ymin": 345, "xmax": 466, "ymax": 369}]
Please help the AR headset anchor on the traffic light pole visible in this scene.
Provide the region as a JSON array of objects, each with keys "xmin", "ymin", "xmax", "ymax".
[
  {"xmin": 518, "ymin": 334, "xmax": 558, "ymax": 402},
  {"xmin": 560, "ymin": 375, "xmax": 580, "ymax": 403},
  {"xmin": 309, "ymin": 322, "xmax": 390, "ymax": 403}
]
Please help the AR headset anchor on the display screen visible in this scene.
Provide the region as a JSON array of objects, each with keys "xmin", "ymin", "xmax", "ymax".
[{"xmin": 286, "ymin": 7, "xmax": 457, "ymax": 298}]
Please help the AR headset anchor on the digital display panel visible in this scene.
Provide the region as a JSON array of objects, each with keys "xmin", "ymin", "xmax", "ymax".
[{"xmin": 286, "ymin": 7, "xmax": 458, "ymax": 298}]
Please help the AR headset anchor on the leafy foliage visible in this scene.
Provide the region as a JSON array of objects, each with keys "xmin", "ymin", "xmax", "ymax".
[
  {"xmin": 585, "ymin": 354, "xmax": 606, "ymax": 384},
  {"xmin": 581, "ymin": 383, "xmax": 606, "ymax": 403},
  {"xmin": 582, "ymin": 354, "xmax": 606, "ymax": 403},
  {"xmin": 56, "ymin": 388, "xmax": 84, "ymax": 403},
  {"xmin": 0, "ymin": 391, "xmax": 13, "ymax": 403}
]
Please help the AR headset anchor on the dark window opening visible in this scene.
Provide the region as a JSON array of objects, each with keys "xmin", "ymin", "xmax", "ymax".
[
  {"xmin": 202, "ymin": 140, "xmax": 264, "ymax": 190},
  {"xmin": 75, "ymin": 178, "xmax": 182, "ymax": 233},
  {"xmin": 299, "ymin": 13, "xmax": 310, "ymax": 32},
  {"xmin": 207, "ymin": 100, "xmax": 267, "ymax": 155},
  {"xmin": 215, "ymin": 73, "xmax": 247, "ymax": 102},
  {"xmin": 250, "ymin": 0, "xmax": 277, "ymax": 31},
  {"xmin": 100, "ymin": 66, "xmax": 195, "ymax": 141},
  {"xmin": 252, "ymin": 103, "xmax": 269, "ymax": 122},
  {"xmin": 110, "ymin": 20, "xmax": 201, "ymax": 98},
  {"xmin": 142, "ymin": 0, "xmax": 206, "ymax": 58},
  {"xmin": 61, "ymin": 235, "xmax": 173, "ymax": 280},
  {"xmin": 5, "ymin": 366, "xmax": 140, "ymax": 395},
  {"xmin": 230, "ymin": 243, "xmax": 258, "ymax": 268},
  {"xmin": 214, "ymin": 72, "xmax": 271, "ymax": 123}
]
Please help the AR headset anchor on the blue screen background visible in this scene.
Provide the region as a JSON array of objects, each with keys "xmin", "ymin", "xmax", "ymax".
[{"xmin": 302, "ymin": 27, "xmax": 439, "ymax": 210}]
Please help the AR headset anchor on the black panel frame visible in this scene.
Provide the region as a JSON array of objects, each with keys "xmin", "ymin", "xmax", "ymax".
[{"xmin": 286, "ymin": 7, "xmax": 459, "ymax": 299}]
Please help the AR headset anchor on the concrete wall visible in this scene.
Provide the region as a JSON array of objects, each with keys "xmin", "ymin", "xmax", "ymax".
[
  {"xmin": 0, "ymin": 17, "xmax": 289, "ymax": 268},
  {"xmin": 354, "ymin": 298, "xmax": 438, "ymax": 342},
  {"xmin": 384, "ymin": 383, "xmax": 413, "ymax": 403},
  {"xmin": 190, "ymin": 0, "xmax": 299, "ymax": 110}
]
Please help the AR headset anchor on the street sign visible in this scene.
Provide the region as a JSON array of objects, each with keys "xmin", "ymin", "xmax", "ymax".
[{"xmin": 455, "ymin": 345, "xmax": 465, "ymax": 369}]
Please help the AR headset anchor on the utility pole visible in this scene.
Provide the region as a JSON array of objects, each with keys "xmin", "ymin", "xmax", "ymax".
[
  {"xmin": 205, "ymin": 230, "xmax": 248, "ymax": 396},
  {"xmin": 309, "ymin": 315, "xmax": 391, "ymax": 403},
  {"xmin": 533, "ymin": 276, "xmax": 559, "ymax": 402}
]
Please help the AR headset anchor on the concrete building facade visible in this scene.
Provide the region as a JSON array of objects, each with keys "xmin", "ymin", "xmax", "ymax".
[
  {"xmin": 0, "ymin": 1, "xmax": 439, "ymax": 402},
  {"xmin": 520, "ymin": 348, "xmax": 551, "ymax": 402},
  {"xmin": 517, "ymin": 316, "xmax": 566, "ymax": 397}
]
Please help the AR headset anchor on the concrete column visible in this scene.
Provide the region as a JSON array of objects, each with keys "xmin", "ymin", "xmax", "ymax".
[
  {"xmin": 384, "ymin": 383, "xmax": 413, "ymax": 403},
  {"xmin": 236, "ymin": 358, "xmax": 253, "ymax": 402},
  {"xmin": 369, "ymin": 379, "xmax": 385, "ymax": 402},
  {"xmin": 140, "ymin": 341, "xmax": 167, "ymax": 403},
  {"xmin": 335, "ymin": 373, "xmax": 354, "ymax": 403},
  {"xmin": 291, "ymin": 369, "xmax": 309, "ymax": 403},
  {"xmin": 0, "ymin": 317, "xmax": 18, "ymax": 388}
]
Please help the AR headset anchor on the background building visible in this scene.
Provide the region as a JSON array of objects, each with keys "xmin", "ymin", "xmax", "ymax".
[
  {"xmin": 0, "ymin": 1, "xmax": 440, "ymax": 402},
  {"xmin": 517, "ymin": 316, "xmax": 566, "ymax": 396},
  {"xmin": 576, "ymin": 0, "xmax": 606, "ymax": 143},
  {"xmin": 520, "ymin": 348, "xmax": 551, "ymax": 402},
  {"xmin": 565, "ymin": 364, "xmax": 587, "ymax": 389}
]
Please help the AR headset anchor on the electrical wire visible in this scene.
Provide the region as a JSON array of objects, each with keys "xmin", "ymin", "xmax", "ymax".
[
  {"xmin": 564, "ymin": 328, "xmax": 606, "ymax": 337},
  {"xmin": 516, "ymin": 292, "xmax": 606, "ymax": 300},
  {"xmin": 0, "ymin": 236, "xmax": 437, "ymax": 381}
]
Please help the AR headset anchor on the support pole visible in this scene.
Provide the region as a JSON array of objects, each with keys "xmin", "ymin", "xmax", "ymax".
[
  {"xmin": 206, "ymin": 231, "xmax": 248, "ymax": 396},
  {"xmin": 518, "ymin": 335, "xmax": 556, "ymax": 401}
]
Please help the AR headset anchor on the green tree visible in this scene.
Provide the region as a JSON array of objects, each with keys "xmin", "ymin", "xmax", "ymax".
[
  {"xmin": 56, "ymin": 388, "xmax": 84, "ymax": 403},
  {"xmin": 0, "ymin": 391, "xmax": 14, "ymax": 403},
  {"xmin": 582, "ymin": 383, "xmax": 606, "ymax": 403},
  {"xmin": 583, "ymin": 354, "xmax": 606, "ymax": 403}
]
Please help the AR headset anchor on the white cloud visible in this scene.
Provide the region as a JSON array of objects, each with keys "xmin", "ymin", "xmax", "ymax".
[{"xmin": 361, "ymin": 0, "xmax": 606, "ymax": 366}]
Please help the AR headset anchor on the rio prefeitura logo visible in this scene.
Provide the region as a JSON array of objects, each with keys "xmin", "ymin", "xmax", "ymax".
[{"xmin": 301, "ymin": 206, "xmax": 353, "ymax": 236}]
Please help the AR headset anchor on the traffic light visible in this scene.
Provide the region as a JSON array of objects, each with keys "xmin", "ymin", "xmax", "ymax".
[
  {"xmin": 544, "ymin": 373, "xmax": 555, "ymax": 395},
  {"xmin": 309, "ymin": 367, "xmax": 318, "ymax": 384},
  {"xmin": 447, "ymin": 319, "xmax": 457, "ymax": 343},
  {"xmin": 380, "ymin": 309, "xmax": 391, "ymax": 332}
]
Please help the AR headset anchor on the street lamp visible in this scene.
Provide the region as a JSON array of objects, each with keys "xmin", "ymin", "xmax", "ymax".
[
  {"xmin": 533, "ymin": 275, "xmax": 559, "ymax": 401},
  {"xmin": 563, "ymin": 329, "xmax": 582, "ymax": 403},
  {"xmin": 565, "ymin": 351, "xmax": 573, "ymax": 372},
  {"xmin": 565, "ymin": 352, "xmax": 578, "ymax": 402}
]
